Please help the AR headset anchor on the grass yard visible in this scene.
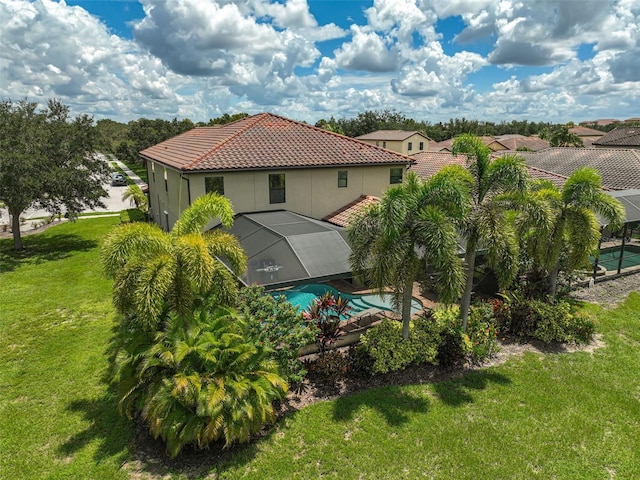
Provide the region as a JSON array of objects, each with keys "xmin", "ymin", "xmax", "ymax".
[{"xmin": 1, "ymin": 218, "xmax": 639, "ymax": 479}]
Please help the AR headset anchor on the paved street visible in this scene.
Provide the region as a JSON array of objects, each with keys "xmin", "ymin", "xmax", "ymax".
[{"xmin": 0, "ymin": 153, "xmax": 147, "ymax": 230}]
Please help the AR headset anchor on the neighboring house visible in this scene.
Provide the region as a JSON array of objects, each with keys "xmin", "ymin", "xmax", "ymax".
[
  {"xmin": 140, "ymin": 113, "xmax": 413, "ymax": 230},
  {"xmin": 593, "ymin": 127, "xmax": 640, "ymax": 149},
  {"xmin": 568, "ymin": 126, "xmax": 605, "ymax": 147},
  {"xmin": 517, "ymin": 148, "xmax": 640, "ymax": 190},
  {"xmin": 356, "ymin": 130, "xmax": 431, "ymax": 155},
  {"xmin": 429, "ymin": 136, "xmax": 509, "ymax": 153},
  {"xmin": 624, "ymin": 117, "xmax": 640, "ymax": 124},
  {"xmin": 494, "ymin": 134, "xmax": 551, "ymax": 152}
]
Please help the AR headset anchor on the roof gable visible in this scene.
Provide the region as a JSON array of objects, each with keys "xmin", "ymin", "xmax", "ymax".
[{"xmin": 140, "ymin": 113, "xmax": 412, "ymax": 171}]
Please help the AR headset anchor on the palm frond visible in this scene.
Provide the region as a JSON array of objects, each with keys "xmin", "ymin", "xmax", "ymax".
[{"xmin": 171, "ymin": 192, "xmax": 235, "ymax": 235}]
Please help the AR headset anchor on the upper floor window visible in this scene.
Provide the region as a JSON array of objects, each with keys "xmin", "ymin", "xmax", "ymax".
[
  {"xmin": 407, "ymin": 142, "xmax": 413, "ymax": 151},
  {"xmin": 383, "ymin": 141, "xmax": 387, "ymax": 148},
  {"xmin": 338, "ymin": 170, "xmax": 348, "ymax": 188},
  {"xmin": 376, "ymin": 141, "xmax": 379, "ymax": 146},
  {"xmin": 151, "ymin": 162, "xmax": 155, "ymax": 182},
  {"xmin": 164, "ymin": 168, "xmax": 168, "ymax": 192},
  {"xmin": 269, "ymin": 173, "xmax": 286, "ymax": 204},
  {"xmin": 390, "ymin": 167, "xmax": 403, "ymax": 184},
  {"xmin": 419, "ymin": 141, "xmax": 424, "ymax": 150},
  {"xmin": 205, "ymin": 176, "xmax": 224, "ymax": 195}
]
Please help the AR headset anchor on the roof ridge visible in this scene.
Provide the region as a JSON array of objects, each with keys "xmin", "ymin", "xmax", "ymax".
[
  {"xmin": 266, "ymin": 113, "xmax": 415, "ymax": 162},
  {"xmin": 525, "ymin": 164, "xmax": 569, "ymax": 180},
  {"xmin": 182, "ymin": 113, "xmax": 269, "ymax": 170}
]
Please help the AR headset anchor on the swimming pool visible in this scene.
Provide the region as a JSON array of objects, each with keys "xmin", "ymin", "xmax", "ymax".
[
  {"xmin": 269, "ymin": 283, "xmax": 423, "ymax": 316},
  {"xmin": 592, "ymin": 245, "xmax": 640, "ymax": 272}
]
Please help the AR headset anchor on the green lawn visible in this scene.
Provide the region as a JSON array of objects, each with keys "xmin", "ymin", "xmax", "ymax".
[{"xmin": 1, "ymin": 219, "xmax": 639, "ymax": 479}]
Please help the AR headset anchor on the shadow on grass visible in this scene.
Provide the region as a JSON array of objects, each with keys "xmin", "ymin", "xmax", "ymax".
[
  {"xmin": 0, "ymin": 233, "xmax": 97, "ymax": 273},
  {"xmin": 59, "ymin": 385, "xmax": 132, "ymax": 463},
  {"xmin": 432, "ymin": 370, "xmax": 511, "ymax": 407},
  {"xmin": 333, "ymin": 386, "xmax": 430, "ymax": 426}
]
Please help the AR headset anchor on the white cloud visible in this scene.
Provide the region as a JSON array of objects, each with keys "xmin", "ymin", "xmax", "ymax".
[{"xmin": 333, "ymin": 25, "xmax": 398, "ymax": 72}]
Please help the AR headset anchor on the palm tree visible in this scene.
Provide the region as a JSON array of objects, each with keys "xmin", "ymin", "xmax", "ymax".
[
  {"xmin": 117, "ymin": 307, "xmax": 287, "ymax": 458},
  {"xmin": 121, "ymin": 184, "xmax": 148, "ymax": 212},
  {"xmin": 451, "ymin": 134, "xmax": 530, "ymax": 331},
  {"xmin": 524, "ymin": 168, "xmax": 625, "ymax": 299},
  {"xmin": 101, "ymin": 193, "xmax": 247, "ymax": 330},
  {"xmin": 347, "ymin": 171, "xmax": 466, "ymax": 339}
]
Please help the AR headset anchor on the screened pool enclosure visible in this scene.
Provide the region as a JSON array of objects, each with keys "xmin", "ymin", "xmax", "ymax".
[{"xmin": 215, "ymin": 211, "xmax": 353, "ymax": 289}]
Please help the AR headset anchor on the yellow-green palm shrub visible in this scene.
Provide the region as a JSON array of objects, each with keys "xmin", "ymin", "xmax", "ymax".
[
  {"xmin": 101, "ymin": 193, "xmax": 247, "ymax": 330},
  {"xmin": 116, "ymin": 307, "xmax": 287, "ymax": 457}
]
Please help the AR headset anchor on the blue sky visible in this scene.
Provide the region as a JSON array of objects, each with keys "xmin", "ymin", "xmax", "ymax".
[{"xmin": 1, "ymin": 0, "xmax": 639, "ymax": 125}]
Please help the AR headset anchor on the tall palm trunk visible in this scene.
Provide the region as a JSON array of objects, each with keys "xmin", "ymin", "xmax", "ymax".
[
  {"xmin": 548, "ymin": 264, "xmax": 560, "ymax": 300},
  {"xmin": 460, "ymin": 236, "xmax": 478, "ymax": 332},
  {"xmin": 401, "ymin": 276, "xmax": 414, "ymax": 339}
]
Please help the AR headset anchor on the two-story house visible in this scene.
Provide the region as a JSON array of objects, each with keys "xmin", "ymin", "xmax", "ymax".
[
  {"xmin": 140, "ymin": 113, "xmax": 413, "ymax": 231},
  {"xmin": 355, "ymin": 130, "xmax": 431, "ymax": 155}
]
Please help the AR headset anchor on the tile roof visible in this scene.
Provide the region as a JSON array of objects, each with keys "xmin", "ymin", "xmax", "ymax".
[
  {"xmin": 517, "ymin": 148, "xmax": 640, "ymax": 190},
  {"xmin": 569, "ymin": 126, "xmax": 605, "ymax": 137},
  {"xmin": 494, "ymin": 134, "xmax": 551, "ymax": 151},
  {"xmin": 593, "ymin": 127, "xmax": 640, "ymax": 147},
  {"xmin": 140, "ymin": 113, "xmax": 412, "ymax": 171},
  {"xmin": 409, "ymin": 151, "xmax": 569, "ymax": 188},
  {"xmin": 323, "ymin": 195, "xmax": 380, "ymax": 227},
  {"xmin": 356, "ymin": 130, "xmax": 431, "ymax": 141},
  {"xmin": 429, "ymin": 136, "xmax": 506, "ymax": 152}
]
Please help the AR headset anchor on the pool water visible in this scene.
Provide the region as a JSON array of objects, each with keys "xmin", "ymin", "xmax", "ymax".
[{"xmin": 269, "ymin": 283, "xmax": 423, "ymax": 316}]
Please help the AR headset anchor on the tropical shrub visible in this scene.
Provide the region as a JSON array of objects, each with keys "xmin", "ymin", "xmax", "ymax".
[
  {"xmin": 355, "ymin": 317, "xmax": 440, "ymax": 375},
  {"xmin": 120, "ymin": 208, "xmax": 146, "ymax": 223},
  {"xmin": 499, "ymin": 293, "xmax": 596, "ymax": 344},
  {"xmin": 115, "ymin": 307, "xmax": 288, "ymax": 458},
  {"xmin": 237, "ymin": 285, "xmax": 316, "ymax": 385},
  {"xmin": 302, "ymin": 292, "xmax": 351, "ymax": 354}
]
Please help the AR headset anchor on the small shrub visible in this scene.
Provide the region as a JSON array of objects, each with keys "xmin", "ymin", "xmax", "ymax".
[
  {"xmin": 433, "ymin": 306, "xmax": 470, "ymax": 367},
  {"xmin": 466, "ymin": 302, "xmax": 500, "ymax": 363},
  {"xmin": 310, "ymin": 350, "xmax": 348, "ymax": 389},
  {"xmin": 356, "ymin": 317, "xmax": 440, "ymax": 375},
  {"xmin": 568, "ymin": 311, "xmax": 597, "ymax": 343},
  {"xmin": 120, "ymin": 208, "xmax": 146, "ymax": 223}
]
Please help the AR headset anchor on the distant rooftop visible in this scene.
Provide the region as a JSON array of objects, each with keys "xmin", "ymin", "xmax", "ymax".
[
  {"xmin": 593, "ymin": 127, "xmax": 640, "ymax": 147},
  {"xmin": 356, "ymin": 130, "xmax": 431, "ymax": 141}
]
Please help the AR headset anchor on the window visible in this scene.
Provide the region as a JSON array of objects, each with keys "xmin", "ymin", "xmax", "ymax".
[
  {"xmin": 383, "ymin": 141, "xmax": 387, "ymax": 148},
  {"xmin": 151, "ymin": 162, "xmax": 155, "ymax": 182},
  {"xmin": 269, "ymin": 173, "xmax": 286, "ymax": 204},
  {"xmin": 407, "ymin": 142, "xmax": 413, "ymax": 151},
  {"xmin": 376, "ymin": 141, "xmax": 379, "ymax": 146},
  {"xmin": 205, "ymin": 176, "xmax": 224, "ymax": 195},
  {"xmin": 338, "ymin": 170, "xmax": 348, "ymax": 188},
  {"xmin": 419, "ymin": 141, "xmax": 424, "ymax": 150},
  {"xmin": 390, "ymin": 167, "xmax": 403, "ymax": 184},
  {"xmin": 163, "ymin": 168, "xmax": 168, "ymax": 192}
]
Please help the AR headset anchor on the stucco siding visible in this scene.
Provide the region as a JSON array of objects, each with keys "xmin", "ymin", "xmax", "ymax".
[{"xmin": 150, "ymin": 165, "xmax": 406, "ymax": 229}]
